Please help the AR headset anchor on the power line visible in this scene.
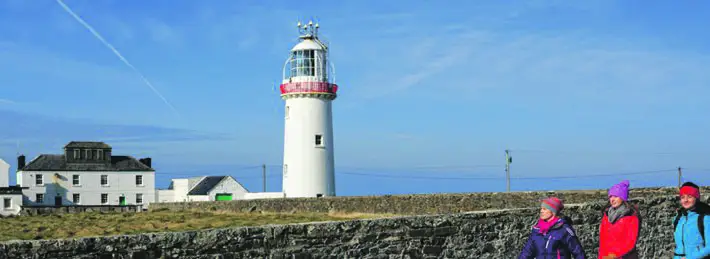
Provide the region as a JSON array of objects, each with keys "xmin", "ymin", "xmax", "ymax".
[
  {"xmin": 339, "ymin": 171, "xmax": 501, "ymax": 180},
  {"xmin": 338, "ymin": 169, "xmax": 677, "ymax": 181},
  {"xmin": 338, "ymin": 165, "xmax": 500, "ymax": 170},
  {"xmin": 684, "ymin": 168, "xmax": 710, "ymax": 172},
  {"xmin": 512, "ymin": 169, "xmax": 676, "ymax": 180},
  {"xmin": 509, "ymin": 149, "xmax": 696, "ymax": 156}
]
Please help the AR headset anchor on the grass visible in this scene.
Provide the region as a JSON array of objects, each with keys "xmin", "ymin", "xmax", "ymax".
[{"xmin": 0, "ymin": 210, "xmax": 393, "ymax": 242}]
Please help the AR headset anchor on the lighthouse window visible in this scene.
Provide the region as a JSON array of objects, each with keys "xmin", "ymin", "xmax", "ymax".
[
  {"xmin": 291, "ymin": 50, "xmax": 316, "ymax": 77},
  {"xmin": 315, "ymin": 134, "xmax": 323, "ymax": 146}
]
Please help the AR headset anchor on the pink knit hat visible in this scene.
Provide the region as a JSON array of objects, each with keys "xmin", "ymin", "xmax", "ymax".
[{"xmin": 541, "ymin": 197, "xmax": 564, "ymax": 214}]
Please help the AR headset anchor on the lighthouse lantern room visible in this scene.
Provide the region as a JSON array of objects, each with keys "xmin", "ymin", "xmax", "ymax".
[{"xmin": 280, "ymin": 21, "xmax": 337, "ymax": 198}]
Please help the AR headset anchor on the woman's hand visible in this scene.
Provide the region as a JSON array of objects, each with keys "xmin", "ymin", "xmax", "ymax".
[{"xmin": 602, "ymin": 254, "xmax": 618, "ymax": 259}]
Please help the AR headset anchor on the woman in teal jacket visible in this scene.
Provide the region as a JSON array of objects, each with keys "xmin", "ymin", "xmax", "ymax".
[{"xmin": 674, "ymin": 181, "xmax": 710, "ymax": 259}]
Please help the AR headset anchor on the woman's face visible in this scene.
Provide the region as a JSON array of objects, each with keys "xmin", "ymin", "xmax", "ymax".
[
  {"xmin": 609, "ymin": 196, "xmax": 623, "ymax": 208},
  {"xmin": 540, "ymin": 207, "xmax": 554, "ymax": 221},
  {"xmin": 681, "ymin": 194, "xmax": 697, "ymax": 209}
]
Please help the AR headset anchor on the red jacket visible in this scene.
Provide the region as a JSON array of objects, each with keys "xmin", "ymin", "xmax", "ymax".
[{"xmin": 598, "ymin": 206, "xmax": 640, "ymax": 259}]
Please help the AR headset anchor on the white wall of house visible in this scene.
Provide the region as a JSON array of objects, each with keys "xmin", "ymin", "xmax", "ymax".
[
  {"xmin": 243, "ymin": 192, "xmax": 285, "ymax": 200},
  {"xmin": 0, "ymin": 194, "xmax": 22, "ymax": 216},
  {"xmin": 17, "ymin": 170, "xmax": 155, "ymax": 206},
  {"xmin": 155, "ymin": 189, "xmax": 174, "ymax": 203},
  {"xmin": 171, "ymin": 179, "xmax": 190, "ymax": 202},
  {"xmin": 0, "ymin": 159, "xmax": 9, "ymax": 187},
  {"xmin": 204, "ymin": 177, "xmax": 248, "ymax": 201},
  {"xmin": 186, "ymin": 195, "xmax": 209, "ymax": 202}
]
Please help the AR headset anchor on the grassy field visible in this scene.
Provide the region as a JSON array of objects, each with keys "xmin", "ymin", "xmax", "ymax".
[{"xmin": 0, "ymin": 210, "xmax": 391, "ymax": 242}]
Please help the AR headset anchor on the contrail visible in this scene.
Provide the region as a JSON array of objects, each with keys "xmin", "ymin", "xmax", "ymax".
[{"xmin": 56, "ymin": 0, "xmax": 180, "ymax": 118}]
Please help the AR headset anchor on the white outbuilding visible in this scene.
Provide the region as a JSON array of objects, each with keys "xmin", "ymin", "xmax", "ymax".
[
  {"xmin": 0, "ymin": 158, "xmax": 25, "ymax": 216},
  {"xmin": 156, "ymin": 176, "xmax": 251, "ymax": 202}
]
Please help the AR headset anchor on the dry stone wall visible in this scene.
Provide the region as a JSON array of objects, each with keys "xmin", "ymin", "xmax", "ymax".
[
  {"xmin": 149, "ymin": 186, "xmax": 709, "ymax": 215},
  {"xmin": 1, "ymin": 194, "xmax": 707, "ymax": 259},
  {"xmin": 21, "ymin": 205, "xmax": 143, "ymax": 216}
]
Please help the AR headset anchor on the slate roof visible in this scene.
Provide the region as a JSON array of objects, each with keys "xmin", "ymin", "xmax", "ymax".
[
  {"xmin": 64, "ymin": 141, "xmax": 112, "ymax": 149},
  {"xmin": 21, "ymin": 155, "xmax": 154, "ymax": 172},
  {"xmin": 0, "ymin": 186, "xmax": 26, "ymax": 195},
  {"xmin": 187, "ymin": 176, "xmax": 226, "ymax": 195}
]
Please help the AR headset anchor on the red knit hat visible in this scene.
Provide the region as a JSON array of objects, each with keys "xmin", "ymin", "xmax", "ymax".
[
  {"xmin": 541, "ymin": 197, "xmax": 564, "ymax": 214},
  {"xmin": 680, "ymin": 182, "xmax": 700, "ymax": 199}
]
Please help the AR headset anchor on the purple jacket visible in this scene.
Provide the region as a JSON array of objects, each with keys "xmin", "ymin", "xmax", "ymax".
[{"xmin": 519, "ymin": 216, "xmax": 587, "ymax": 259}]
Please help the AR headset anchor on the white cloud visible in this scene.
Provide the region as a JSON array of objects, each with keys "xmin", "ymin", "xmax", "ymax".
[
  {"xmin": 103, "ymin": 16, "xmax": 135, "ymax": 43},
  {"xmin": 0, "ymin": 41, "xmax": 134, "ymax": 87},
  {"xmin": 337, "ymin": 24, "xmax": 710, "ymax": 109},
  {"xmin": 145, "ymin": 19, "xmax": 183, "ymax": 47}
]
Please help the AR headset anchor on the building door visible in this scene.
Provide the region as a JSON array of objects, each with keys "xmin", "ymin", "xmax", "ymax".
[
  {"xmin": 54, "ymin": 196, "xmax": 62, "ymax": 206},
  {"xmin": 119, "ymin": 196, "xmax": 126, "ymax": 206},
  {"xmin": 215, "ymin": 193, "xmax": 232, "ymax": 201}
]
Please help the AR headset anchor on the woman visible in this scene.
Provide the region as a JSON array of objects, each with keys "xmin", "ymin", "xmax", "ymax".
[
  {"xmin": 598, "ymin": 180, "xmax": 640, "ymax": 259},
  {"xmin": 673, "ymin": 181, "xmax": 710, "ymax": 259},
  {"xmin": 519, "ymin": 197, "xmax": 587, "ymax": 259}
]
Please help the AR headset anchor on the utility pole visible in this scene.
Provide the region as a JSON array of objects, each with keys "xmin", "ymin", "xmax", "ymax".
[
  {"xmin": 262, "ymin": 164, "xmax": 267, "ymax": 192},
  {"xmin": 678, "ymin": 166, "xmax": 682, "ymax": 188},
  {"xmin": 505, "ymin": 149, "xmax": 511, "ymax": 193}
]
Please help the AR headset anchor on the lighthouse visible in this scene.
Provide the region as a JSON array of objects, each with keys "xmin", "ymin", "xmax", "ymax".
[{"xmin": 280, "ymin": 21, "xmax": 337, "ymax": 198}]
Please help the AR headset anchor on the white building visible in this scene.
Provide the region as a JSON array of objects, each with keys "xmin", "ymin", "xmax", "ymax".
[
  {"xmin": 0, "ymin": 158, "xmax": 24, "ymax": 216},
  {"xmin": 156, "ymin": 176, "xmax": 270, "ymax": 202},
  {"xmin": 279, "ymin": 21, "xmax": 337, "ymax": 198},
  {"xmin": 16, "ymin": 141, "xmax": 155, "ymax": 207},
  {"xmin": 0, "ymin": 158, "xmax": 8, "ymax": 187}
]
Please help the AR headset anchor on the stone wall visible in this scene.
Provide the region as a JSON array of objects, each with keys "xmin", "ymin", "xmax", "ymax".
[
  {"xmin": 1, "ymin": 195, "xmax": 707, "ymax": 259},
  {"xmin": 21, "ymin": 205, "xmax": 143, "ymax": 216},
  {"xmin": 150, "ymin": 186, "xmax": 709, "ymax": 215}
]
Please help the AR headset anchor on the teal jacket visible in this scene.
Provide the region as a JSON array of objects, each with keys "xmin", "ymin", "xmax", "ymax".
[{"xmin": 674, "ymin": 203, "xmax": 710, "ymax": 259}]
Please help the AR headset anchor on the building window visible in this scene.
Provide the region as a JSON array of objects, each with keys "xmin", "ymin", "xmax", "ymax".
[
  {"xmin": 136, "ymin": 175, "xmax": 143, "ymax": 186},
  {"xmin": 35, "ymin": 174, "xmax": 43, "ymax": 186},
  {"xmin": 72, "ymin": 175, "xmax": 80, "ymax": 186},
  {"xmin": 98, "ymin": 150, "xmax": 104, "ymax": 160},
  {"xmin": 92, "ymin": 149, "xmax": 98, "ymax": 159},
  {"xmin": 101, "ymin": 175, "xmax": 109, "ymax": 186},
  {"xmin": 315, "ymin": 134, "xmax": 323, "ymax": 146},
  {"xmin": 285, "ymin": 106, "xmax": 290, "ymax": 119},
  {"xmin": 3, "ymin": 198, "xmax": 11, "ymax": 209},
  {"xmin": 136, "ymin": 194, "xmax": 143, "ymax": 204},
  {"xmin": 72, "ymin": 193, "xmax": 80, "ymax": 204},
  {"xmin": 101, "ymin": 194, "xmax": 108, "ymax": 204},
  {"xmin": 73, "ymin": 149, "xmax": 80, "ymax": 159},
  {"xmin": 36, "ymin": 193, "xmax": 44, "ymax": 204},
  {"xmin": 283, "ymin": 164, "xmax": 288, "ymax": 178},
  {"xmin": 85, "ymin": 149, "xmax": 90, "ymax": 160}
]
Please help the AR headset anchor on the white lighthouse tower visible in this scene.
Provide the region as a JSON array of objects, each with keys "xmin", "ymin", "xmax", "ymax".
[{"xmin": 280, "ymin": 21, "xmax": 337, "ymax": 198}]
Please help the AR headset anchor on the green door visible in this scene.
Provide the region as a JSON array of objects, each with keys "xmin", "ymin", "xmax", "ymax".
[
  {"xmin": 119, "ymin": 196, "xmax": 126, "ymax": 206},
  {"xmin": 215, "ymin": 194, "xmax": 232, "ymax": 201}
]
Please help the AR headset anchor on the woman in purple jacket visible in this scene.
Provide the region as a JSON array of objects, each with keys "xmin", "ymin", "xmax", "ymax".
[{"xmin": 519, "ymin": 197, "xmax": 587, "ymax": 259}]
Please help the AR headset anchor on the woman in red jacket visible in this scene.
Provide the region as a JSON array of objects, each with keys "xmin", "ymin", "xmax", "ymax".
[{"xmin": 598, "ymin": 180, "xmax": 640, "ymax": 259}]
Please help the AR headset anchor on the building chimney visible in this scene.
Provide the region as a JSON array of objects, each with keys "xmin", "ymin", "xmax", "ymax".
[
  {"xmin": 17, "ymin": 155, "xmax": 26, "ymax": 170},
  {"xmin": 140, "ymin": 157, "xmax": 152, "ymax": 168}
]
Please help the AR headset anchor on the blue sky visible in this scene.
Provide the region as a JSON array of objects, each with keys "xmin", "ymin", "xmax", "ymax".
[{"xmin": 1, "ymin": 0, "xmax": 709, "ymax": 196}]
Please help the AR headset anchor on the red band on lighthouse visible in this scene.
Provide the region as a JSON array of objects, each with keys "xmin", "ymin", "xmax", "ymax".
[{"xmin": 280, "ymin": 82, "xmax": 338, "ymax": 94}]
